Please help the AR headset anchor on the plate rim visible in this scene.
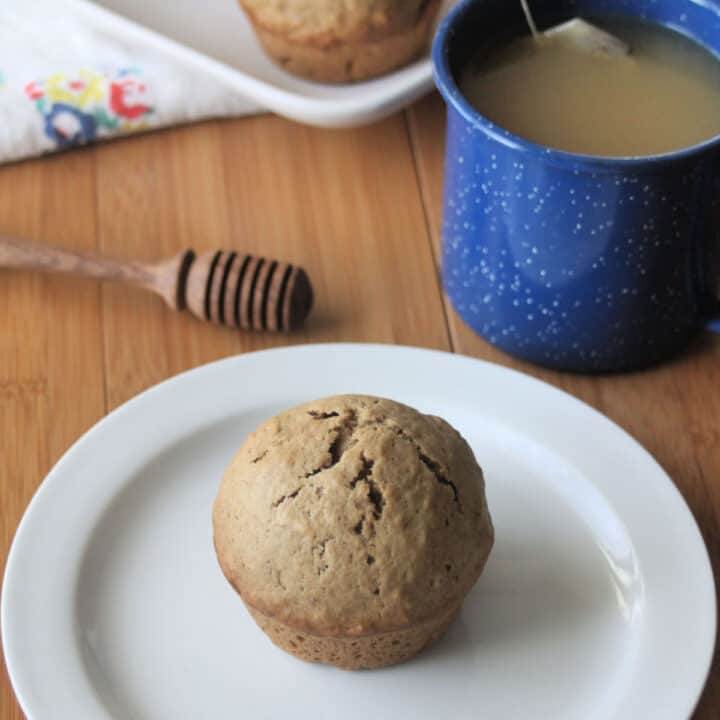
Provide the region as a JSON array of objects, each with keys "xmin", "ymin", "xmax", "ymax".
[{"xmin": 2, "ymin": 342, "xmax": 716, "ymax": 719}]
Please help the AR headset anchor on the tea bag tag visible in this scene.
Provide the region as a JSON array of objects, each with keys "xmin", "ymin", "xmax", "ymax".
[
  {"xmin": 544, "ymin": 18, "xmax": 630, "ymax": 57},
  {"xmin": 519, "ymin": 0, "xmax": 630, "ymax": 57}
]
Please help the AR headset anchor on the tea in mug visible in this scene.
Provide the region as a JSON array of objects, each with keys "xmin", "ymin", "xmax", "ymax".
[{"xmin": 459, "ymin": 18, "xmax": 720, "ymax": 156}]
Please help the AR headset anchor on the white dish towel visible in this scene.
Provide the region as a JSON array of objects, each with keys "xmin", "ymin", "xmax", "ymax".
[{"xmin": 0, "ymin": 0, "xmax": 258, "ymax": 164}]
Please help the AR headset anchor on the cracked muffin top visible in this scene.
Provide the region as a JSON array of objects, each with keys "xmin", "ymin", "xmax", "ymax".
[
  {"xmin": 213, "ymin": 395, "xmax": 493, "ymax": 636},
  {"xmin": 239, "ymin": 0, "xmax": 430, "ymax": 44}
]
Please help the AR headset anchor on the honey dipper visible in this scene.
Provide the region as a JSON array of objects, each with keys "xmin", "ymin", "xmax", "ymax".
[{"xmin": 0, "ymin": 236, "xmax": 313, "ymax": 332}]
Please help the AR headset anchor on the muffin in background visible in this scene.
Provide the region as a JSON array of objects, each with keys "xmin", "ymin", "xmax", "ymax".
[
  {"xmin": 213, "ymin": 394, "xmax": 494, "ymax": 669},
  {"xmin": 238, "ymin": 0, "xmax": 442, "ymax": 83}
]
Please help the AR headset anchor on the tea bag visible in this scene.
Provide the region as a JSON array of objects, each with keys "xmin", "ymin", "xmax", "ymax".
[{"xmin": 520, "ymin": 0, "xmax": 630, "ymax": 56}]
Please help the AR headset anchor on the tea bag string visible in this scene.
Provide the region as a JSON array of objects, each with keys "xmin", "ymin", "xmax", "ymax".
[{"xmin": 520, "ymin": 0, "xmax": 539, "ymax": 37}]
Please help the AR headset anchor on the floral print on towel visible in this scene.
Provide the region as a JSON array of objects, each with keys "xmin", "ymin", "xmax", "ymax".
[{"xmin": 25, "ymin": 68, "xmax": 153, "ymax": 149}]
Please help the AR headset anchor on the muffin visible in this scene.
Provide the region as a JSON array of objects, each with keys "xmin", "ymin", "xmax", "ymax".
[
  {"xmin": 238, "ymin": 0, "xmax": 442, "ymax": 82},
  {"xmin": 213, "ymin": 394, "xmax": 494, "ymax": 669}
]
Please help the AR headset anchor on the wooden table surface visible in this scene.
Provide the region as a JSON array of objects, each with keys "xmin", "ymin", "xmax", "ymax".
[{"xmin": 1, "ymin": 95, "xmax": 718, "ymax": 718}]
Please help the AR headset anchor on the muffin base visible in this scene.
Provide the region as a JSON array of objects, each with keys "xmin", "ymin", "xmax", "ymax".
[
  {"xmin": 245, "ymin": 599, "xmax": 460, "ymax": 670},
  {"xmin": 247, "ymin": 1, "xmax": 441, "ymax": 83}
]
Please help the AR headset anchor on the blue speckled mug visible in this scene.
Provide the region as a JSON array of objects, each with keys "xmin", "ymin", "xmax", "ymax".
[{"xmin": 433, "ymin": 0, "xmax": 720, "ymax": 372}]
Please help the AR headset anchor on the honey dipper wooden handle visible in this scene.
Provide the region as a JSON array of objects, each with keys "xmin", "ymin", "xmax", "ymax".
[{"xmin": 0, "ymin": 234, "xmax": 155, "ymax": 288}]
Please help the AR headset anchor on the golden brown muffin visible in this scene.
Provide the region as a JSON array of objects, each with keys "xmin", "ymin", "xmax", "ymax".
[
  {"xmin": 238, "ymin": 0, "xmax": 442, "ymax": 82},
  {"xmin": 213, "ymin": 394, "xmax": 493, "ymax": 669}
]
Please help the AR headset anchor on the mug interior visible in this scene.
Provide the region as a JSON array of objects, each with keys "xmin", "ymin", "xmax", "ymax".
[{"xmin": 437, "ymin": 0, "xmax": 720, "ymax": 162}]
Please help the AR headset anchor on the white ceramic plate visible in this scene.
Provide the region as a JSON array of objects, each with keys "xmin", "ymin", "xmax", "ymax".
[
  {"xmin": 2, "ymin": 344, "xmax": 715, "ymax": 720},
  {"xmin": 75, "ymin": 0, "xmax": 456, "ymax": 127}
]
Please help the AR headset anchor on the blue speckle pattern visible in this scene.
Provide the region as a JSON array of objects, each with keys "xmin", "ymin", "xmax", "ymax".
[{"xmin": 433, "ymin": 0, "xmax": 720, "ymax": 371}]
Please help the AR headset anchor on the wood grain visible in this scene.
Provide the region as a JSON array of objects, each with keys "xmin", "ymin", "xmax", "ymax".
[
  {"xmin": 92, "ymin": 114, "xmax": 449, "ymax": 411},
  {"xmin": 0, "ymin": 150, "xmax": 106, "ymax": 720},
  {"xmin": 217, "ymin": 113, "xmax": 451, "ymax": 349},
  {"xmin": 408, "ymin": 92, "xmax": 720, "ymax": 718},
  {"xmin": 0, "ymin": 99, "xmax": 717, "ymax": 719}
]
